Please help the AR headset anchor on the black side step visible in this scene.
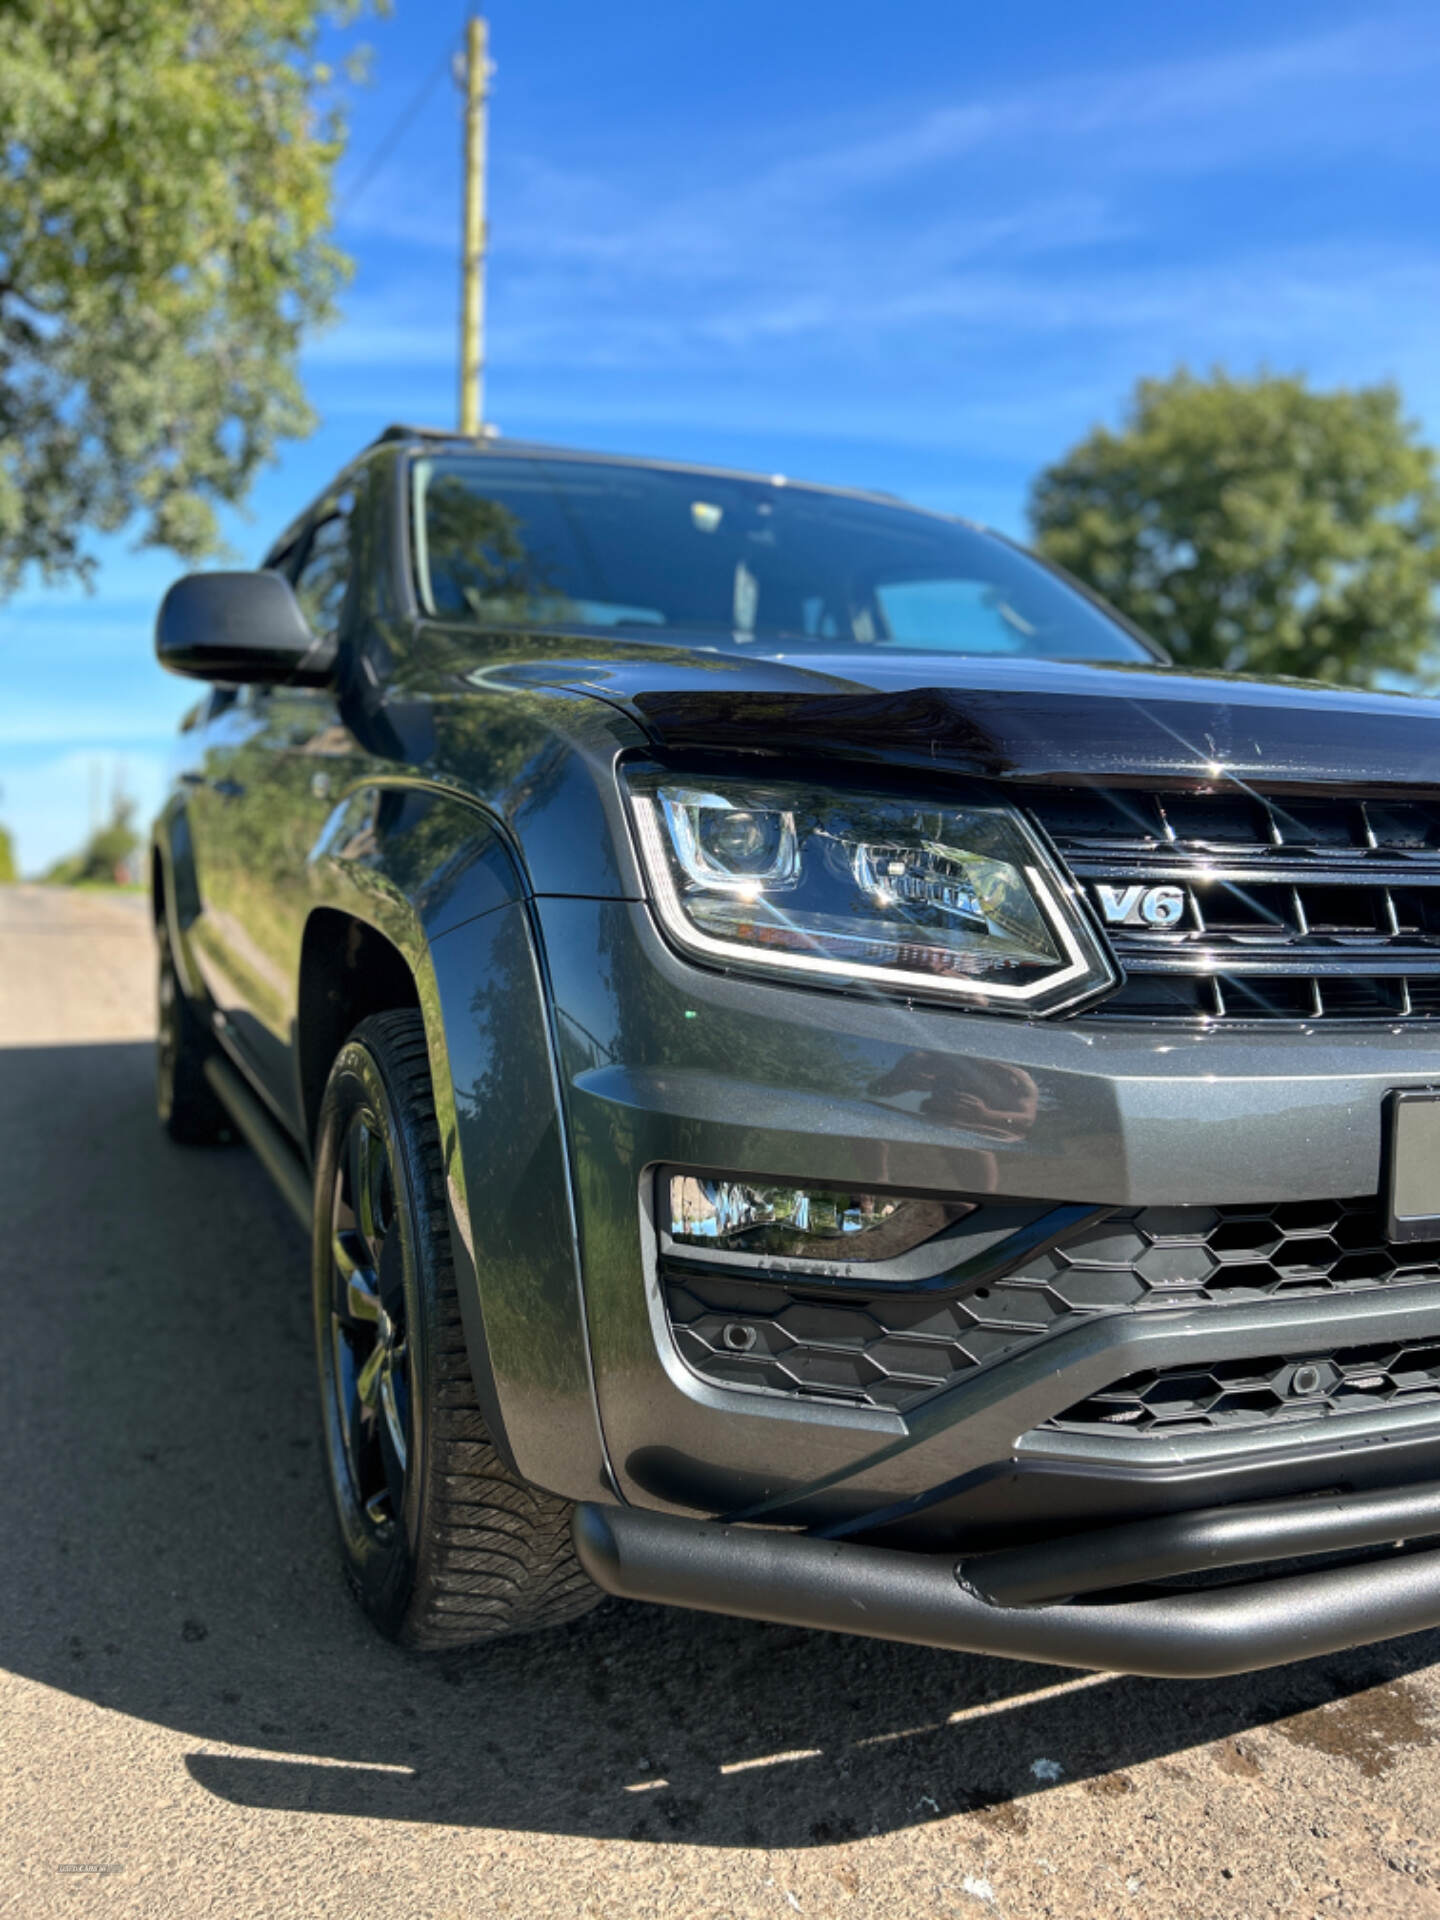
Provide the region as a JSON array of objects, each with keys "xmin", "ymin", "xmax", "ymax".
[
  {"xmin": 573, "ymin": 1501, "xmax": 1440, "ymax": 1680},
  {"xmin": 204, "ymin": 1056, "xmax": 312, "ymax": 1231}
]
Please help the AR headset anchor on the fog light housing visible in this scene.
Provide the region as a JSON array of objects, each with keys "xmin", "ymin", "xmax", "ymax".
[{"xmin": 666, "ymin": 1171, "xmax": 970, "ymax": 1263}]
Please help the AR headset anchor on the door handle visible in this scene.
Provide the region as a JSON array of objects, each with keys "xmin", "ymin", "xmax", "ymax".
[
  {"xmin": 211, "ymin": 778, "xmax": 246, "ymax": 799},
  {"xmin": 178, "ymin": 770, "xmax": 206, "ymax": 787}
]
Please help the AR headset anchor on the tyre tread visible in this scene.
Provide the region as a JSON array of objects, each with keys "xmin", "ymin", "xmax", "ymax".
[
  {"xmin": 156, "ymin": 920, "xmax": 233, "ymax": 1146},
  {"xmin": 348, "ymin": 1010, "xmax": 599, "ymax": 1651}
]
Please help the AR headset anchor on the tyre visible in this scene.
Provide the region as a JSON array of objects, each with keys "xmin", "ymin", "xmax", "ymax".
[
  {"xmin": 155, "ymin": 916, "xmax": 233, "ymax": 1144},
  {"xmin": 311, "ymin": 1009, "xmax": 600, "ymax": 1649}
]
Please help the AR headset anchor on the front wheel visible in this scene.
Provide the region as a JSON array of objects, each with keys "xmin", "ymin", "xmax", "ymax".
[{"xmin": 311, "ymin": 1009, "xmax": 600, "ymax": 1649}]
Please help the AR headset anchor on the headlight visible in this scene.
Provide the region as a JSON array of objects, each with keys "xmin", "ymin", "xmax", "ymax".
[{"xmin": 626, "ymin": 771, "xmax": 1115, "ymax": 1014}]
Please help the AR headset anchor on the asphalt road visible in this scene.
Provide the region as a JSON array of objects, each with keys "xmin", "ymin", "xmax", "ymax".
[{"xmin": 6, "ymin": 884, "xmax": 1440, "ymax": 1919}]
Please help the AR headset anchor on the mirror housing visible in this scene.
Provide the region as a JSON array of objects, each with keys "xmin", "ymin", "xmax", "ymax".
[{"xmin": 155, "ymin": 571, "xmax": 337, "ymax": 685}]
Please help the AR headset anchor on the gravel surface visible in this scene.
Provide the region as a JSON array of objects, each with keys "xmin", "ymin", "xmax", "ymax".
[{"xmin": 5, "ymin": 883, "xmax": 1440, "ymax": 1919}]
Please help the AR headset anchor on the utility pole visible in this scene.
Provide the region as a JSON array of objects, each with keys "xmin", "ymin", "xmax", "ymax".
[{"xmin": 458, "ymin": 15, "xmax": 489, "ymax": 436}]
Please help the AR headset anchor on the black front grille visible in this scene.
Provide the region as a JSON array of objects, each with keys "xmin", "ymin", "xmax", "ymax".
[
  {"xmin": 1027, "ymin": 787, "xmax": 1440, "ymax": 1022},
  {"xmin": 662, "ymin": 1198, "xmax": 1440, "ymax": 1415},
  {"xmin": 1046, "ymin": 1339, "xmax": 1440, "ymax": 1438}
]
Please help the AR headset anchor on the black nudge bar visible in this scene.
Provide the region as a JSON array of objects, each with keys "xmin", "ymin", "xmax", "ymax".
[{"xmin": 573, "ymin": 1481, "xmax": 1440, "ymax": 1679}]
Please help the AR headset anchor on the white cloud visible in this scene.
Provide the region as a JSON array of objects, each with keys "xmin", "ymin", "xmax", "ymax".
[
  {"xmin": 310, "ymin": 1, "xmax": 1440, "ymax": 481},
  {"xmin": 311, "ymin": 240, "xmax": 1440, "ymax": 386},
  {"xmin": 307, "ymin": 315, "xmax": 460, "ymax": 368},
  {"xmin": 344, "ymin": 10, "xmax": 1440, "ymax": 271}
]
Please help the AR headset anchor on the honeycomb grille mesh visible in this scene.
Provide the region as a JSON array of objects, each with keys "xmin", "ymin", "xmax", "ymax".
[
  {"xmin": 663, "ymin": 1199, "xmax": 1440, "ymax": 1415},
  {"xmin": 1048, "ymin": 1199, "xmax": 1440, "ymax": 1305},
  {"xmin": 665, "ymin": 1261, "xmax": 1080, "ymax": 1415},
  {"xmin": 1046, "ymin": 1339, "xmax": 1440, "ymax": 1437}
]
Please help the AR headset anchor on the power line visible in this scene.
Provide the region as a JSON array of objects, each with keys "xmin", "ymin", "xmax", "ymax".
[{"xmin": 336, "ymin": 35, "xmax": 461, "ymax": 219}]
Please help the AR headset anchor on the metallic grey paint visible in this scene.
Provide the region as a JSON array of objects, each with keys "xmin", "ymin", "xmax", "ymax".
[{"xmin": 150, "ymin": 432, "xmax": 1440, "ymax": 1672}]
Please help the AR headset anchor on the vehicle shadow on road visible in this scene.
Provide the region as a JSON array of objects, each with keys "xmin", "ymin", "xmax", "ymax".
[{"xmin": 5, "ymin": 1038, "xmax": 1439, "ymax": 1851}]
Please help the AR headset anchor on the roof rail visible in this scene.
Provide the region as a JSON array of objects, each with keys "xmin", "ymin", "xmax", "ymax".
[{"xmin": 370, "ymin": 422, "xmax": 502, "ymax": 448}]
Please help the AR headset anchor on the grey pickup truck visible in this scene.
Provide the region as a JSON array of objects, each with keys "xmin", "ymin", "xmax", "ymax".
[{"xmin": 151, "ymin": 426, "xmax": 1440, "ymax": 1677}]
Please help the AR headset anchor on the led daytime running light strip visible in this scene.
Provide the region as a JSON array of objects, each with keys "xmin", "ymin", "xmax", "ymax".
[{"xmin": 630, "ymin": 792, "xmax": 1111, "ymax": 1010}]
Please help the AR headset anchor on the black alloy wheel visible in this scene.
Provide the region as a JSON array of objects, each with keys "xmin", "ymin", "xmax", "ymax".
[
  {"xmin": 312, "ymin": 1010, "xmax": 599, "ymax": 1648},
  {"xmin": 326, "ymin": 1105, "xmax": 412, "ymax": 1545},
  {"xmin": 155, "ymin": 916, "xmax": 232, "ymax": 1144}
]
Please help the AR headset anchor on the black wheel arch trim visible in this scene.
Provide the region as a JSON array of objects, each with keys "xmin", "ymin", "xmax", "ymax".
[{"xmin": 303, "ymin": 776, "xmax": 617, "ymax": 1507}]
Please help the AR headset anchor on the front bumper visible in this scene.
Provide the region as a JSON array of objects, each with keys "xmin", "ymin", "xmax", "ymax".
[{"xmin": 538, "ymin": 895, "xmax": 1440, "ymax": 1549}]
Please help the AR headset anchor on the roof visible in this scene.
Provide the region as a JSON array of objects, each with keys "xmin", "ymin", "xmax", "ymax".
[
  {"xmin": 371, "ymin": 422, "xmax": 502, "ymax": 446},
  {"xmin": 368, "ymin": 423, "xmax": 911, "ymax": 511}
]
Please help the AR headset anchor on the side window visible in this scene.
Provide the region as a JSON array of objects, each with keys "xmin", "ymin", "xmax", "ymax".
[{"xmin": 291, "ymin": 496, "xmax": 353, "ymax": 643}]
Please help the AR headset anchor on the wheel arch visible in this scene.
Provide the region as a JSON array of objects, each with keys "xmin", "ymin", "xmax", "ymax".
[
  {"xmin": 296, "ymin": 910, "xmax": 422, "ymax": 1151},
  {"xmin": 151, "ymin": 797, "xmax": 209, "ymax": 994},
  {"xmin": 301, "ymin": 780, "xmax": 612, "ymax": 1506}
]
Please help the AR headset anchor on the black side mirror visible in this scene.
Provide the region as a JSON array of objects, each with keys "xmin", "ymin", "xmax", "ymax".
[{"xmin": 155, "ymin": 571, "xmax": 337, "ymax": 685}]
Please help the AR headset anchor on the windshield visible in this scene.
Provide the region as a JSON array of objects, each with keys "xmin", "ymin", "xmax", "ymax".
[{"xmin": 410, "ymin": 453, "xmax": 1155, "ymax": 663}]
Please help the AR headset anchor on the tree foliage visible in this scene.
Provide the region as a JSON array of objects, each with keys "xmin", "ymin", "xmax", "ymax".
[
  {"xmin": 1029, "ymin": 371, "xmax": 1440, "ymax": 686},
  {"xmin": 0, "ymin": 0, "xmax": 361, "ymax": 596},
  {"xmin": 43, "ymin": 789, "xmax": 140, "ymax": 886},
  {"xmin": 0, "ymin": 823, "xmax": 16, "ymax": 884}
]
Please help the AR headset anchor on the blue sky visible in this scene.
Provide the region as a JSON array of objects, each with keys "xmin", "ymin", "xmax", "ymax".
[{"xmin": 4, "ymin": 0, "xmax": 1439, "ymax": 871}]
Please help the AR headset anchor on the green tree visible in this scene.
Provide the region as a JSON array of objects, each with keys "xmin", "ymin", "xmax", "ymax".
[
  {"xmin": 0, "ymin": 0, "xmax": 363, "ymax": 596},
  {"xmin": 0, "ymin": 824, "xmax": 16, "ymax": 884},
  {"xmin": 42, "ymin": 786, "xmax": 139, "ymax": 886},
  {"xmin": 1029, "ymin": 371, "xmax": 1440, "ymax": 686},
  {"xmin": 79, "ymin": 791, "xmax": 140, "ymax": 884}
]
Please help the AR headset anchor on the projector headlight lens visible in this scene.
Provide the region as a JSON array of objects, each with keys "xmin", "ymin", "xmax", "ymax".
[{"xmin": 627, "ymin": 772, "xmax": 1114, "ymax": 1014}]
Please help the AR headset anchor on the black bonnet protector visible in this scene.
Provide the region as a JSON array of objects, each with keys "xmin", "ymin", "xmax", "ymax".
[{"xmin": 554, "ymin": 651, "xmax": 1440, "ymax": 791}]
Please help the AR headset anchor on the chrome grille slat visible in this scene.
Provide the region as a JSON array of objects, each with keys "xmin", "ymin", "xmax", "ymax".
[
  {"xmin": 1063, "ymin": 856, "xmax": 1440, "ymax": 884},
  {"xmin": 1116, "ymin": 951, "xmax": 1440, "ymax": 977},
  {"xmin": 1028, "ymin": 787, "xmax": 1440, "ymax": 1024}
]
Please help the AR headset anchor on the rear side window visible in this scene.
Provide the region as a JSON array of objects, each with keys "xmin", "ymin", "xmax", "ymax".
[{"xmin": 291, "ymin": 500, "xmax": 353, "ymax": 643}]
